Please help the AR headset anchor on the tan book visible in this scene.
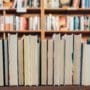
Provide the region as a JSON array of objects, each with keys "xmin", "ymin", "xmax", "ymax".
[
  {"xmin": 8, "ymin": 34, "xmax": 18, "ymax": 86},
  {"xmin": 47, "ymin": 39, "xmax": 53, "ymax": 85},
  {"xmin": 82, "ymin": 44, "xmax": 90, "ymax": 85},
  {"xmin": 5, "ymin": 16, "xmax": 10, "ymax": 31},
  {"xmin": 29, "ymin": 35, "xmax": 39, "ymax": 85},
  {"xmin": 73, "ymin": 0, "xmax": 80, "ymax": 8},
  {"xmin": 60, "ymin": 0, "xmax": 71, "ymax": 7},
  {"xmin": 41, "ymin": 39, "xmax": 47, "ymax": 85},
  {"xmin": 73, "ymin": 34, "xmax": 82, "ymax": 85},
  {"xmin": 3, "ymin": 0, "xmax": 12, "ymax": 8},
  {"xmin": 0, "ymin": 40, "xmax": 4, "ymax": 86},
  {"xmin": 53, "ymin": 34, "xmax": 62, "ymax": 85},
  {"xmin": 18, "ymin": 37, "xmax": 24, "ymax": 85},
  {"xmin": 63, "ymin": 34, "xmax": 73, "ymax": 85},
  {"xmin": 59, "ymin": 39, "xmax": 65, "ymax": 85},
  {"xmin": 60, "ymin": 16, "xmax": 67, "ymax": 31},
  {"xmin": 4, "ymin": 39, "xmax": 9, "ymax": 86},
  {"xmin": 24, "ymin": 35, "xmax": 31, "ymax": 86}
]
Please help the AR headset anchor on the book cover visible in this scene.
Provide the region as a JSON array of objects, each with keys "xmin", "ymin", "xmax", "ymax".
[{"xmin": 8, "ymin": 34, "xmax": 18, "ymax": 86}]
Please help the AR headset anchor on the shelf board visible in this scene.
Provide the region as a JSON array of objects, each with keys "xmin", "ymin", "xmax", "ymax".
[
  {"xmin": 0, "ymin": 86, "xmax": 89, "ymax": 90},
  {"xmin": 45, "ymin": 8, "xmax": 90, "ymax": 11},
  {"xmin": 0, "ymin": 8, "xmax": 41, "ymax": 13},
  {"xmin": 0, "ymin": 30, "xmax": 41, "ymax": 33},
  {"xmin": 45, "ymin": 31, "xmax": 90, "ymax": 34},
  {"xmin": 45, "ymin": 8, "xmax": 90, "ymax": 14}
]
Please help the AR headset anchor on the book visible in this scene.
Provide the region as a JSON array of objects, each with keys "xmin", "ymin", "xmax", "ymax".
[
  {"xmin": 73, "ymin": 34, "xmax": 82, "ymax": 85},
  {"xmin": 60, "ymin": 0, "xmax": 71, "ymax": 7},
  {"xmin": 41, "ymin": 39, "xmax": 48, "ymax": 85},
  {"xmin": 60, "ymin": 16, "xmax": 67, "ymax": 31},
  {"xmin": 4, "ymin": 39, "xmax": 9, "ymax": 86},
  {"xmin": 3, "ymin": 0, "xmax": 12, "ymax": 9},
  {"xmin": 8, "ymin": 34, "xmax": 18, "ymax": 86},
  {"xmin": 47, "ymin": 39, "xmax": 53, "ymax": 85},
  {"xmin": 24, "ymin": 35, "xmax": 31, "ymax": 85},
  {"xmin": 18, "ymin": 37, "xmax": 24, "ymax": 85},
  {"xmin": 73, "ymin": 0, "xmax": 80, "ymax": 8},
  {"xmin": 29, "ymin": 35, "xmax": 39, "ymax": 85},
  {"xmin": 59, "ymin": 39, "xmax": 65, "ymax": 85},
  {"xmin": 0, "ymin": 39, "xmax": 4, "ymax": 86},
  {"xmin": 82, "ymin": 43, "xmax": 90, "ymax": 85},
  {"xmin": 24, "ymin": 35, "xmax": 39, "ymax": 86},
  {"xmin": 74, "ymin": 16, "xmax": 80, "ymax": 30},
  {"xmin": 0, "ymin": 0, "xmax": 3, "ymax": 8},
  {"xmin": 0, "ymin": 16, "xmax": 4, "ymax": 31},
  {"xmin": 53, "ymin": 34, "xmax": 62, "ymax": 85},
  {"xmin": 63, "ymin": 34, "xmax": 73, "ymax": 85}
]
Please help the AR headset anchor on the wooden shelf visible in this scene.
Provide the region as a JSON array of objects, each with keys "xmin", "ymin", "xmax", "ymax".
[
  {"xmin": 0, "ymin": 30, "xmax": 41, "ymax": 33},
  {"xmin": 0, "ymin": 86, "xmax": 90, "ymax": 90},
  {"xmin": 1, "ymin": 8, "xmax": 41, "ymax": 13},
  {"xmin": 45, "ymin": 8, "xmax": 90, "ymax": 14},
  {"xmin": 45, "ymin": 31, "xmax": 90, "ymax": 33}
]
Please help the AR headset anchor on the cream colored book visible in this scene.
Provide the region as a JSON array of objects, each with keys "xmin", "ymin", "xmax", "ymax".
[
  {"xmin": 53, "ymin": 34, "xmax": 62, "ymax": 85},
  {"xmin": 24, "ymin": 35, "xmax": 31, "ymax": 86},
  {"xmin": 47, "ymin": 39, "xmax": 53, "ymax": 85},
  {"xmin": 63, "ymin": 34, "xmax": 73, "ymax": 85},
  {"xmin": 41, "ymin": 39, "xmax": 48, "ymax": 85},
  {"xmin": 82, "ymin": 44, "xmax": 90, "ymax": 85},
  {"xmin": 18, "ymin": 37, "xmax": 24, "ymax": 85},
  {"xmin": 59, "ymin": 39, "xmax": 65, "ymax": 85},
  {"xmin": 0, "ymin": 40, "xmax": 4, "ymax": 86},
  {"xmin": 8, "ymin": 34, "xmax": 18, "ymax": 86},
  {"xmin": 0, "ymin": 0, "xmax": 3, "ymax": 8},
  {"xmin": 73, "ymin": 34, "xmax": 82, "ymax": 85},
  {"xmin": 29, "ymin": 35, "xmax": 39, "ymax": 85}
]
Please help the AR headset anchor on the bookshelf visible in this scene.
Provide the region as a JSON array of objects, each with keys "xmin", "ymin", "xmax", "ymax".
[{"xmin": 0, "ymin": 0, "xmax": 90, "ymax": 90}]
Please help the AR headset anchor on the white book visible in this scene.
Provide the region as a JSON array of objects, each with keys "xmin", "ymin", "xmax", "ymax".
[
  {"xmin": 82, "ymin": 44, "xmax": 90, "ymax": 85},
  {"xmin": 67, "ymin": 16, "xmax": 70, "ymax": 30},
  {"xmin": 33, "ymin": 16, "xmax": 39, "ymax": 31},
  {"xmin": 47, "ymin": 14, "xmax": 52, "ymax": 31},
  {"xmin": 55, "ymin": 16, "xmax": 60, "ymax": 31},
  {"xmin": 63, "ymin": 34, "xmax": 73, "ymax": 85},
  {"xmin": 73, "ymin": 34, "xmax": 82, "ymax": 85},
  {"xmin": 52, "ymin": 16, "xmax": 56, "ymax": 30},
  {"xmin": 54, "ymin": 0, "xmax": 59, "ymax": 8},
  {"xmin": 5, "ymin": 16, "xmax": 10, "ymax": 24},
  {"xmin": 20, "ymin": 17, "xmax": 24, "ymax": 30},
  {"xmin": 47, "ymin": 39, "xmax": 53, "ymax": 85},
  {"xmin": 41, "ymin": 40, "xmax": 48, "ymax": 85},
  {"xmin": 0, "ymin": 16, "xmax": 4, "ymax": 31},
  {"xmin": 82, "ymin": 0, "xmax": 85, "ymax": 8},
  {"xmin": 8, "ymin": 34, "xmax": 18, "ymax": 86},
  {"xmin": 0, "ymin": 0, "xmax": 3, "ymax": 9},
  {"xmin": 29, "ymin": 17, "xmax": 33, "ymax": 30},
  {"xmin": 80, "ymin": 16, "xmax": 84, "ymax": 31},
  {"xmin": 33, "ymin": 0, "xmax": 39, "ymax": 7},
  {"xmin": 0, "ymin": 40, "xmax": 4, "ymax": 86},
  {"xmin": 69, "ymin": 16, "xmax": 74, "ymax": 31},
  {"xmin": 16, "ymin": 0, "xmax": 26, "ymax": 12},
  {"xmin": 16, "ymin": 16, "xmax": 20, "ymax": 31}
]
